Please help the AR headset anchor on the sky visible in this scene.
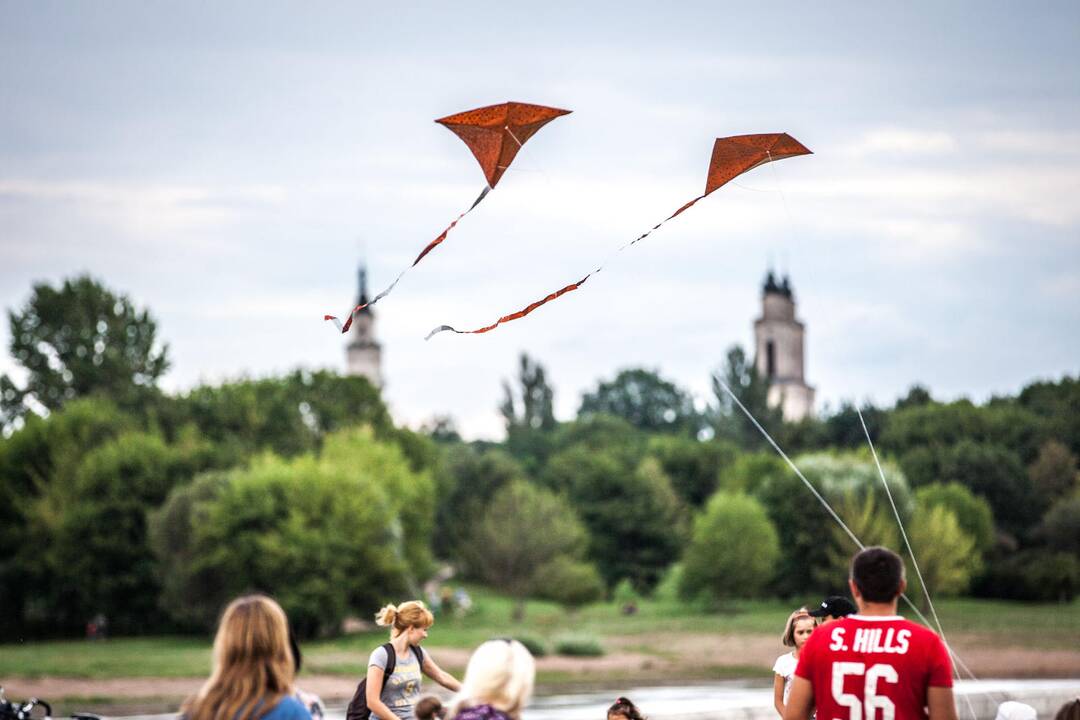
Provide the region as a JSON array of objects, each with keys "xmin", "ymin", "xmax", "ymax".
[{"xmin": 2, "ymin": 1, "xmax": 1078, "ymax": 439}]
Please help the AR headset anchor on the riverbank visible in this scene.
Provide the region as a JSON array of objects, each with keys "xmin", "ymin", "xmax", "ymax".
[{"xmin": 3, "ymin": 594, "xmax": 1078, "ymax": 715}]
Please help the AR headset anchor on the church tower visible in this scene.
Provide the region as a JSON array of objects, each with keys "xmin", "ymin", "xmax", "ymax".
[
  {"xmin": 753, "ymin": 271, "xmax": 814, "ymax": 421},
  {"xmin": 346, "ymin": 265, "xmax": 383, "ymax": 389}
]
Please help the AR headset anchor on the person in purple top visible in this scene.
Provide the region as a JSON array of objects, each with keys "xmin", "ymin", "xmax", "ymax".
[{"xmin": 447, "ymin": 639, "xmax": 535, "ymax": 720}]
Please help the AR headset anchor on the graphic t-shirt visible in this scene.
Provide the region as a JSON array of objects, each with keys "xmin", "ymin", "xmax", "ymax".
[
  {"xmin": 794, "ymin": 615, "xmax": 953, "ymax": 720},
  {"xmin": 369, "ymin": 645, "xmax": 428, "ymax": 720},
  {"xmin": 773, "ymin": 652, "xmax": 798, "ymax": 703}
]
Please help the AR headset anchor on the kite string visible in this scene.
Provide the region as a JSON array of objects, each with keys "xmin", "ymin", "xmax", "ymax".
[
  {"xmin": 856, "ymin": 409, "xmax": 989, "ymax": 713},
  {"xmin": 716, "ymin": 380, "xmax": 986, "ymax": 717}
]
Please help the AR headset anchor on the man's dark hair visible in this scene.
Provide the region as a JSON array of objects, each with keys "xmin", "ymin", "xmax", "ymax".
[{"xmin": 851, "ymin": 546, "xmax": 905, "ymax": 602}]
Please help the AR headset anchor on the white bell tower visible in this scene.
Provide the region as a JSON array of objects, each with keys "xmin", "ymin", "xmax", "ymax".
[{"xmin": 753, "ymin": 271, "xmax": 814, "ymax": 421}]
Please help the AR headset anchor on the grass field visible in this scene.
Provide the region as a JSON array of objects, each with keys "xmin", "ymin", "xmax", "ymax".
[{"xmin": 2, "ymin": 588, "xmax": 1078, "ymax": 681}]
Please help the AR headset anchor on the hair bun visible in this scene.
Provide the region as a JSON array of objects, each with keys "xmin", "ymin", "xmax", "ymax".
[{"xmin": 375, "ymin": 603, "xmax": 398, "ymax": 627}]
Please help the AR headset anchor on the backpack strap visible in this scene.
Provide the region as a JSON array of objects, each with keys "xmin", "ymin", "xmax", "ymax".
[
  {"xmin": 381, "ymin": 642, "xmax": 397, "ymax": 691},
  {"xmin": 411, "ymin": 644, "xmax": 426, "ymax": 671}
]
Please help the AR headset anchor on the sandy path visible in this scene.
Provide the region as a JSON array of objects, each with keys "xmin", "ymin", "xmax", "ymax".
[{"xmin": 4, "ymin": 632, "xmax": 1078, "ymax": 711}]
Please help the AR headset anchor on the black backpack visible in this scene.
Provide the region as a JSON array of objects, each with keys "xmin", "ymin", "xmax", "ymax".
[{"xmin": 346, "ymin": 642, "xmax": 426, "ymax": 720}]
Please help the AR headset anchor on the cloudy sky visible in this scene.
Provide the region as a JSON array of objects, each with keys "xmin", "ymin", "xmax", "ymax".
[{"xmin": 2, "ymin": 1, "xmax": 1078, "ymax": 438}]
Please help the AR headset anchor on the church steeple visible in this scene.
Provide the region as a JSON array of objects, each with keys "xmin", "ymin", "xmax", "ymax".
[
  {"xmin": 356, "ymin": 266, "xmax": 372, "ymax": 313},
  {"xmin": 754, "ymin": 270, "xmax": 814, "ymax": 420},
  {"xmin": 346, "ymin": 262, "xmax": 382, "ymax": 389}
]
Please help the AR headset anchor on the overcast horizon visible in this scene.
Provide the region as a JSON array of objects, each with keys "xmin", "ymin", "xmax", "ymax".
[{"xmin": 2, "ymin": 1, "xmax": 1078, "ymax": 439}]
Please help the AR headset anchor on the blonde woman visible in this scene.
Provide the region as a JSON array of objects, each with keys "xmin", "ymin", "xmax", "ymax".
[
  {"xmin": 350, "ymin": 601, "xmax": 460, "ymax": 720},
  {"xmin": 448, "ymin": 639, "xmax": 535, "ymax": 720},
  {"xmin": 182, "ymin": 594, "xmax": 310, "ymax": 720}
]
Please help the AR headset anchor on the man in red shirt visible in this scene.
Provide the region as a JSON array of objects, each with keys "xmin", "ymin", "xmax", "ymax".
[{"xmin": 783, "ymin": 546, "xmax": 957, "ymax": 720}]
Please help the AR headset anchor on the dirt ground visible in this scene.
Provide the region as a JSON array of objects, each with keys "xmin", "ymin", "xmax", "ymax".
[{"xmin": 5, "ymin": 632, "xmax": 1079, "ymax": 713}]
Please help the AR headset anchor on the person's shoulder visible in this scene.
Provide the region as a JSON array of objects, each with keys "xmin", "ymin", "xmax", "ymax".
[
  {"xmin": 899, "ymin": 618, "xmax": 945, "ymax": 642},
  {"xmin": 266, "ymin": 696, "xmax": 312, "ymax": 720},
  {"xmin": 369, "ymin": 644, "xmax": 390, "ymax": 666}
]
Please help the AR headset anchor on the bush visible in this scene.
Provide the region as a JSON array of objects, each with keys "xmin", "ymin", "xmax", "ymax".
[
  {"xmin": 532, "ymin": 557, "xmax": 605, "ymax": 609},
  {"xmin": 680, "ymin": 492, "xmax": 779, "ymax": 602},
  {"xmin": 150, "ymin": 427, "xmax": 433, "ymax": 636},
  {"xmin": 514, "ymin": 634, "xmax": 549, "ymax": 658},
  {"xmin": 973, "ymin": 550, "xmax": 1080, "ymax": 602},
  {"xmin": 915, "ymin": 483, "xmax": 995, "ymax": 553},
  {"xmin": 554, "ymin": 634, "xmax": 605, "ymax": 657},
  {"xmin": 653, "ymin": 563, "xmax": 684, "ymax": 603}
]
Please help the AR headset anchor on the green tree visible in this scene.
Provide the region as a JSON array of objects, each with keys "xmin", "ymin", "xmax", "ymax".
[
  {"xmin": 579, "ymin": 368, "xmax": 701, "ymax": 435},
  {"xmin": 908, "ymin": 505, "xmax": 980, "ymax": 602},
  {"xmin": 463, "ymin": 480, "xmax": 588, "ymax": 620},
  {"xmin": 1037, "ymin": 496, "xmax": 1080, "ymax": 556},
  {"xmin": 680, "ymin": 492, "xmax": 780, "ymax": 602},
  {"xmin": 0, "ymin": 397, "xmax": 134, "ymax": 636},
  {"xmin": 2, "ymin": 275, "xmax": 169, "ymax": 423},
  {"xmin": 1028, "ymin": 440, "xmax": 1079, "ymax": 508},
  {"xmin": 823, "ymin": 402, "xmax": 887, "ymax": 449},
  {"xmin": 432, "ymin": 446, "xmax": 526, "ymax": 563},
  {"xmin": 897, "ymin": 439, "xmax": 1036, "ymax": 538},
  {"xmin": 174, "ymin": 370, "xmax": 392, "ymax": 463},
  {"xmin": 39, "ymin": 431, "xmax": 197, "ymax": 634},
  {"xmin": 755, "ymin": 452, "xmax": 912, "ymax": 598},
  {"xmin": 1017, "ymin": 376, "xmax": 1080, "ymax": 457},
  {"xmin": 818, "ymin": 491, "xmax": 900, "ymax": 592},
  {"xmin": 151, "ymin": 427, "xmax": 432, "ymax": 636},
  {"xmin": 647, "ymin": 435, "xmax": 737, "ymax": 506},
  {"xmin": 895, "ymin": 385, "xmax": 933, "ymax": 410},
  {"xmin": 543, "ymin": 448, "xmax": 684, "ymax": 590},
  {"xmin": 915, "ymin": 483, "xmax": 995, "ymax": 554},
  {"xmin": 710, "ymin": 344, "xmax": 781, "ymax": 450},
  {"xmin": 499, "ymin": 353, "xmax": 557, "ymax": 472}
]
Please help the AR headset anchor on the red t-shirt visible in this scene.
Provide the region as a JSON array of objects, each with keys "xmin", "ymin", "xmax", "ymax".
[{"xmin": 794, "ymin": 615, "xmax": 953, "ymax": 720}]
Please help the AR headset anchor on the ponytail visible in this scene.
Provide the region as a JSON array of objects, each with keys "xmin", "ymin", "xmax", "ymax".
[
  {"xmin": 374, "ymin": 601, "xmax": 434, "ymax": 634},
  {"xmin": 375, "ymin": 604, "xmax": 399, "ymax": 628}
]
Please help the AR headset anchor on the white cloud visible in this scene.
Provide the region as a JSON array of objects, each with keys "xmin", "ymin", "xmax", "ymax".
[{"xmin": 843, "ymin": 128, "xmax": 959, "ymax": 157}]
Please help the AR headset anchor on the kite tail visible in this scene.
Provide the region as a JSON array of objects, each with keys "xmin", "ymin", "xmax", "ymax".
[
  {"xmin": 324, "ymin": 185, "xmax": 491, "ymax": 334},
  {"xmin": 425, "ymin": 273, "xmax": 593, "ymax": 340},
  {"xmin": 425, "ymin": 193, "xmax": 707, "ymax": 339}
]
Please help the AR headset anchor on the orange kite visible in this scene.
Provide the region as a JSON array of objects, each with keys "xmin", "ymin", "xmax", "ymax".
[
  {"xmin": 426, "ymin": 133, "xmax": 811, "ymax": 339},
  {"xmin": 326, "ymin": 101, "xmax": 571, "ymax": 333}
]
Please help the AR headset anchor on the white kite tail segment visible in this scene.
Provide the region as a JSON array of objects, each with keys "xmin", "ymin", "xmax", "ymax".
[
  {"xmin": 717, "ymin": 379, "xmax": 984, "ymax": 718},
  {"xmin": 856, "ymin": 409, "xmax": 988, "ymax": 714}
]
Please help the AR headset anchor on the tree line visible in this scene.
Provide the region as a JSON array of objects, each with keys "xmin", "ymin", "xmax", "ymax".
[{"xmin": 1, "ymin": 275, "xmax": 1077, "ymax": 639}]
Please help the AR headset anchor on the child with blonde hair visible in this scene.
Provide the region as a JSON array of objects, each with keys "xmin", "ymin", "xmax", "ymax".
[
  {"xmin": 347, "ymin": 601, "xmax": 460, "ymax": 720},
  {"xmin": 773, "ymin": 608, "xmax": 815, "ymax": 718}
]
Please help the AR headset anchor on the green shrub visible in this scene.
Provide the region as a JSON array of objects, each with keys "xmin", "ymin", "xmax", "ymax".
[
  {"xmin": 680, "ymin": 492, "xmax": 780, "ymax": 601},
  {"xmin": 532, "ymin": 556, "xmax": 605, "ymax": 609},
  {"xmin": 514, "ymin": 634, "xmax": 549, "ymax": 658},
  {"xmin": 554, "ymin": 635, "xmax": 605, "ymax": 657}
]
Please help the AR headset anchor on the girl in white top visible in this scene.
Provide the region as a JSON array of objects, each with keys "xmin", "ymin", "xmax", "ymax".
[{"xmin": 772, "ymin": 608, "xmax": 815, "ymax": 718}]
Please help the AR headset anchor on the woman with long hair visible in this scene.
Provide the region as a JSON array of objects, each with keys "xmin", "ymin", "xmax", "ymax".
[
  {"xmin": 363, "ymin": 601, "xmax": 460, "ymax": 720},
  {"xmin": 447, "ymin": 639, "xmax": 535, "ymax": 720},
  {"xmin": 182, "ymin": 595, "xmax": 310, "ymax": 720}
]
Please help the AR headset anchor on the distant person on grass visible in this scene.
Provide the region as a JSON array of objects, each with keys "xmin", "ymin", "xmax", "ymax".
[
  {"xmin": 784, "ymin": 546, "xmax": 957, "ymax": 720},
  {"xmin": 352, "ymin": 601, "xmax": 460, "ymax": 720},
  {"xmin": 182, "ymin": 594, "xmax": 311, "ymax": 720},
  {"xmin": 774, "ymin": 608, "xmax": 815, "ymax": 717},
  {"xmin": 448, "ymin": 639, "xmax": 535, "ymax": 720}
]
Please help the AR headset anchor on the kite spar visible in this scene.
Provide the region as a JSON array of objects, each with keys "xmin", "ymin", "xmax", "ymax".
[
  {"xmin": 325, "ymin": 101, "xmax": 571, "ymax": 333},
  {"xmin": 425, "ymin": 132, "xmax": 811, "ymax": 339}
]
